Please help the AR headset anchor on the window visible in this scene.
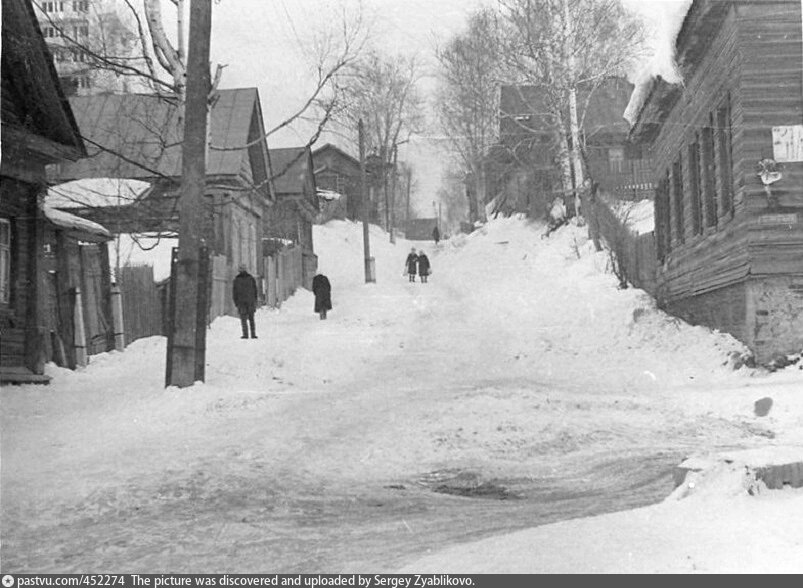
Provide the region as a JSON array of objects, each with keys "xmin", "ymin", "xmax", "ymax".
[
  {"xmin": 655, "ymin": 175, "xmax": 671, "ymax": 262},
  {"xmin": 716, "ymin": 94, "xmax": 735, "ymax": 218},
  {"xmin": 688, "ymin": 139, "xmax": 702, "ymax": 235},
  {"xmin": 672, "ymin": 157, "xmax": 685, "ymax": 245},
  {"xmin": 0, "ymin": 219, "xmax": 10, "ymax": 304},
  {"xmin": 608, "ymin": 147, "xmax": 625, "ymax": 173},
  {"xmin": 701, "ymin": 116, "xmax": 718, "ymax": 228}
]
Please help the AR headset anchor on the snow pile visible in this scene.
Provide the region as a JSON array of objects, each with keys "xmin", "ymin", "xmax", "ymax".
[
  {"xmin": 608, "ymin": 197, "xmax": 654, "ymax": 235},
  {"xmin": 404, "ymin": 453, "xmax": 803, "ymax": 573}
]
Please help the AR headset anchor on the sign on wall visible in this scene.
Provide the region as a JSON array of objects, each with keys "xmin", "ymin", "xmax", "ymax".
[{"xmin": 772, "ymin": 125, "xmax": 803, "ymax": 162}]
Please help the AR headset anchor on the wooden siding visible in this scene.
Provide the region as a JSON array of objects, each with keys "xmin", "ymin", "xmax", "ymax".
[
  {"xmin": 737, "ymin": 1, "xmax": 803, "ymax": 277},
  {"xmin": 650, "ymin": 1, "xmax": 803, "ymax": 303}
]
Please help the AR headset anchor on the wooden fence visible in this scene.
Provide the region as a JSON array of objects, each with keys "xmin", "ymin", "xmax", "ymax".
[
  {"xmin": 117, "ymin": 246, "xmax": 316, "ymax": 345},
  {"xmin": 117, "ymin": 264, "xmax": 164, "ymax": 344},
  {"xmin": 596, "ymin": 197, "xmax": 658, "ymax": 294},
  {"xmin": 263, "ymin": 245, "xmax": 311, "ymax": 308}
]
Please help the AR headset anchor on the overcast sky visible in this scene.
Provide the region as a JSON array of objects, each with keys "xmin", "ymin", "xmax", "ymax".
[{"xmin": 204, "ymin": 0, "xmax": 692, "ymax": 215}]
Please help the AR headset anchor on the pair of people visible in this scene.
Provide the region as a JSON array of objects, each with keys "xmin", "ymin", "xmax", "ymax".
[
  {"xmin": 405, "ymin": 247, "xmax": 431, "ymax": 283},
  {"xmin": 233, "ymin": 264, "xmax": 335, "ymax": 339}
]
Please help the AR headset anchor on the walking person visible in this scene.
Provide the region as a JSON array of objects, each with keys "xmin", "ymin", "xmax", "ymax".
[
  {"xmin": 232, "ymin": 263, "xmax": 258, "ymax": 339},
  {"xmin": 417, "ymin": 250, "xmax": 431, "ymax": 283},
  {"xmin": 432, "ymin": 225, "xmax": 440, "ymax": 245},
  {"xmin": 405, "ymin": 247, "xmax": 418, "ymax": 282},
  {"xmin": 312, "ymin": 273, "xmax": 332, "ymax": 320}
]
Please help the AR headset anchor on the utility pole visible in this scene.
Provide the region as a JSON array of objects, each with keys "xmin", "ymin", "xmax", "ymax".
[
  {"xmin": 388, "ymin": 145, "xmax": 398, "ymax": 244},
  {"xmin": 405, "ymin": 167, "xmax": 412, "ymax": 229},
  {"xmin": 359, "ymin": 119, "xmax": 375, "ymax": 283},
  {"xmin": 166, "ymin": 0, "xmax": 212, "ymax": 388}
]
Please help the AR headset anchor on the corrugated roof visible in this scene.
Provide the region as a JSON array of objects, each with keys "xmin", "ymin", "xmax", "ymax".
[{"xmin": 55, "ymin": 88, "xmax": 262, "ymax": 183}]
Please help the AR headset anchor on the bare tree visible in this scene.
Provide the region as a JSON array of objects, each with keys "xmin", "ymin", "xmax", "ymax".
[
  {"xmin": 435, "ymin": 8, "xmax": 502, "ymax": 224},
  {"xmin": 498, "ymin": 0, "xmax": 645, "ymax": 232},
  {"xmin": 41, "ymin": 1, "xmax": 369, "ymax": 208},
  {"xmin": 332, "ymin": 50, "xmax": 424, "ymax": 238}
]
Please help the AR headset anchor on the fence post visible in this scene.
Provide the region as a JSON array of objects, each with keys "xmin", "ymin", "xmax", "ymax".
[
  {"xmin": 110, "ymin": 282, "xmax": 125, "ymax": 351},
  {"xmin": 72, "ymin": 287, "xmax": 88, "ymax": 367}
]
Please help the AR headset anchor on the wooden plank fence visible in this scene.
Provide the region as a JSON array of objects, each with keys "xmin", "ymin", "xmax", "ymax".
[
  {"xmin": 116, "ymin": 245, "xmax": 316, "ymax": 346},
  {"xmin": 117, "ymin": 264, "xmax": 164, "ymax": 344},
  {"xmin": 263, "ymin": 245, "xmax": 307, "ymax": 308},
  {"xmin": 596, "ymin": 198, "xmax": 658, "ymax": 294}
]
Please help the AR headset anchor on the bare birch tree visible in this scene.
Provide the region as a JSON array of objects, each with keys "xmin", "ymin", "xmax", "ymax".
[{"xmin": 498, "ymin": 0, "xmax": 645, "ymax": 238}]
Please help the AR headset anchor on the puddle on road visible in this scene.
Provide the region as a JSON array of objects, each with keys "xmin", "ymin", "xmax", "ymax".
[{"xmin": 413, "ymin": 469, "xmax": 520, "ymax": 500}]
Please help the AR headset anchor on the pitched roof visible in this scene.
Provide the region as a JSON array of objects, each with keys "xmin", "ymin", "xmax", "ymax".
[
  {"xmin": 269, "ymin": 147, "xmax": 311, "ymax": 195},
  {"xmin": 500, "ymin": 77, "xmax": 633, "ymax": 141},
  {"xmin": 54, "ymin": 88, "xmax": 265, "ymax": 183},
  {"xmin": 1, "ymin": 0, "xmax": 85, "ymax": 160},
  {"xmin": 312, "ymin": 143, "xmax": 360, "ymax": 167}
]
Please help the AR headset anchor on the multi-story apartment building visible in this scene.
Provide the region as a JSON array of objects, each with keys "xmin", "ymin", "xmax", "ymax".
[{"xmin": 34, "ymin": 0, "xmax": 141, "ymax": 96}]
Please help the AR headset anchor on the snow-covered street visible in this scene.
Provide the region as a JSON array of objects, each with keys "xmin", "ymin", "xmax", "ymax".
[{"xmin": 2, "ymin": 218, "xmax": 802, "ymax": 573}]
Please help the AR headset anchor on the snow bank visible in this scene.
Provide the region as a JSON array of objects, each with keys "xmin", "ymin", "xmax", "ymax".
[{"xmin": 403, "ymin": 454, "xmax": 803, "ymax": 573}]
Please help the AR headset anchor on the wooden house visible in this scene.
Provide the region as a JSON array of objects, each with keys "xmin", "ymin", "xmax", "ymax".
[
  {"xmin": 266, "ymin": 147, "xmax": 319, "ymax": 287},
  {"xmin": 489, "ymin": 78, "xmax": 653, "ymax": 218},
  {"xmin": 629, "ymin": 0, "xmax": 803, "ymax": 363},
  {"xmin": 1, "ymin": 0, "xmax": 89, "ymax": 383},
  {"xmin": 312, "ymin": 143, "xmax": 361, "ymax": 220},
  {"xmin": 49, "ymin": 88, "xmax": 274, "ymax": 280}
]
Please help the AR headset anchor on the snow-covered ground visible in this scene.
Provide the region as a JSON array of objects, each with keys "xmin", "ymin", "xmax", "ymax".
[{"xmin": 2, "ymin": 217, "xmax": 801, "ymax": 573}]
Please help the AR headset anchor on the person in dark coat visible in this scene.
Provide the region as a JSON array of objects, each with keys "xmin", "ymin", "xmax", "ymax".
[
  {"xmin": 417, "ymin": 251, "xmax": 431, "ymax": 283},
  {"xmin": 405, "ymin": 248, "xmax": 418, "ymax": 282},
  {"xmin": 432, "ymin": 225, "xmax": 440, "ymax": 245},
  {"xmin": 312, "ymin": 273, "xmax": 332, "ymax": 320},
  {"xmin": 232, "ymin": 264, "xmax": 258, "ymax": 339}
]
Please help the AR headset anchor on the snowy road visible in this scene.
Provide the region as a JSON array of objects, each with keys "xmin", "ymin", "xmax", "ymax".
[{"xmin": 2, "ymin": 220, "xmax": 798, "ymax": 572}]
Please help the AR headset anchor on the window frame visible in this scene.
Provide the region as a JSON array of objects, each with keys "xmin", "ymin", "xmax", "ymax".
[{"xmin": 0, "ymin": 219, "xmax": 11, "ymax": 305}]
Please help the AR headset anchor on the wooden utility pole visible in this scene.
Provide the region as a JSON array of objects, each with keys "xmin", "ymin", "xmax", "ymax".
[
  {"xmin": 405, "ymin": 167, "xmax": 412, "ymax": 228},
  {"xmin": 359, "ymin": 120, "xmax": 375, "ymax": 283},
  {"xmin": 166, "ymin": 0, "xmax": 212, "ymax": 388},
  {"xmin": 388, "ymin": 145, "xmax": 398, "ymax": 244}
]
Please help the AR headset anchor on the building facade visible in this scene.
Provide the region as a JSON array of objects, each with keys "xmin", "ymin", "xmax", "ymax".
[
  {"xmin": 2, "ymin": 0, "xmax": 88, "ymax": 382},
  {"xmin": 630, "ymin": 0, "xmax": 803, "ymax": 363},
  {"xmin": 34, "ymin": 0, "xmax": 145, "ymax": 95}
]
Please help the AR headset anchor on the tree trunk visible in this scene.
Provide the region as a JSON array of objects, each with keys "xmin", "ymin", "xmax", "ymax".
[{"xmin": 475, "ymin": 161, "xmax": 487, "ymax": 222}]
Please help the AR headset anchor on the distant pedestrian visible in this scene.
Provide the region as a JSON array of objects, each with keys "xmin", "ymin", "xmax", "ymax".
[
  {"xmin": 417, "ymin": 251, "xmax": 431, "ymax": 283},
  {"xmin": 232, "ymin": 264, "xmax": 258, "ymax": 339},
  {"xmin": 312, "ymin": 273, "xmax": 332, "ymax": 320},
  {"xmin": 432, "ymin": 225, "xmax": 440, "ymax": 245},
  {"xmin": 405, "ymin": 248, "xmax": 418, "ymax": 282}
]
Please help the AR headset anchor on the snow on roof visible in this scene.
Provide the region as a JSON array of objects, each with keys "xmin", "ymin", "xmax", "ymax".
[
  {"xmin": 42, "ymin": 203, "xmax": 111, "ymax": 239},
  {"xmin": 624, "ymin": 0, "xmax": 693, "ymax": 126},
  {"xmin": 46, "ymin": 178, "xmax": 151, "ymax": 209}
]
